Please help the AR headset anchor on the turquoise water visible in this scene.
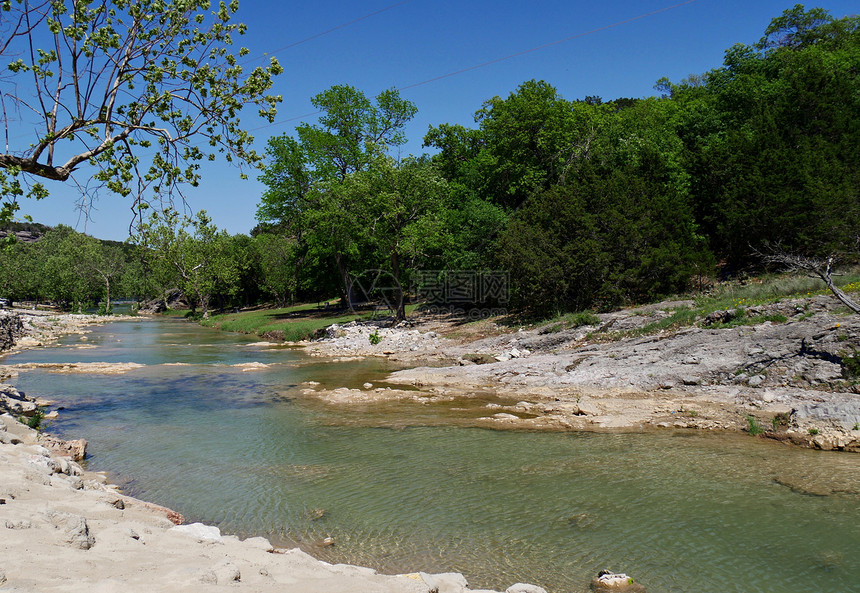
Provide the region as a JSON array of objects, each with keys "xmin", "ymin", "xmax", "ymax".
[{"xmin": 4, "ymin": 319, "xmax": 859, "ymax": 593}]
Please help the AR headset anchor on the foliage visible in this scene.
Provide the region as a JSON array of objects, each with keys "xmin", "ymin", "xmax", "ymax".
[
  {"xmin": 746, "ymin": 414, "xmax": 764, "ymax": 436},
  {"xmin": 670, "ymin": 6, "xmax": 860, "ymax": 265},
  {"xmin": 327, "ymin": 155, "xmax": 450, "ymax": 320},
  {"xmin": 257, "ymin": 85, "xmax": 418, "ymax": 307},
  {"xmin": 132, "ymin": 208, "xmax": 239, "ymax": 317},
  {"xmin": 19, "ymin": 407, "xmax": 46, "ymax": 430},
  {"xmin": 840, "ymin": 347, "xmax": 860, "ymax": 379},
  {"xmin": 368, "ymin": 329, "xmax": 381, "ymax": 345},
  {"xmin": 202, "ymin": 305, "xmax": 368, "ymax": 342},
  {"xmin": 0, "ymin": 224, "xmax": 145, "ymax": 309},
  {"xmin": 0, "ymin": 0, "xmax": 283, "ymax": 225},
  {"xmin": 494, "ymin": 95, "xmax": 710, "ymax": 313},
  {"xmin": 772, "ymin": 412, "xmax": 790, "ymax": 430}
]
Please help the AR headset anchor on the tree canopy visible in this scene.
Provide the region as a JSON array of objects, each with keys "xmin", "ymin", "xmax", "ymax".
[{"xmin": 0, "ymin": 0, "xmax": 283, "ymax": 225}]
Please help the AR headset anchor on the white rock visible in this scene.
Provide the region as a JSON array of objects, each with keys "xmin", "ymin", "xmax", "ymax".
[
  {"xmin": 46, "ymin": 510, "xmax": 95, "ymax": 550},
  {"xmin": 421, "ymin": 572, "xmax": 469, "ymax": 593},
  {"xmin": 169, "ymin": 522, "xmax": 223, "ymax": 544},
  {"xmin": 243, "ymin": 536, "xmax": 274, "ymax": 552},
  {"xmin": 212, "ymin": 560, "xmax": 241, "ymax": 584}
]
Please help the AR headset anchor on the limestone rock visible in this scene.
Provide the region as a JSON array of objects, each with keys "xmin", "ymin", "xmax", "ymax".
[
  {"xmin": 420, "ymin": 572, "xmax": 469, "ymax": 593},
  {"xmin": 46, "ymin": 510, "xmax": 95, "ymax": 550},
  {"xmin": 212, "ymin": 560, "xmax": 241, "ymax": 584},
  {"xmin": 169, "ymin": 522, "xmax": 223, "ymax": 544},
  {"xmin": 243, "ymin": 536, "xmax": 274, "ymax": 552},
  {"xmin": 40, "ymin": 435, "xmax": 88, "ymax": 461}
]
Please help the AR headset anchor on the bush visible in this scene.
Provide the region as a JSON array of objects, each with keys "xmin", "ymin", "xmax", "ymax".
[
  {"xmin": 19, "ymin": 407, "xmax": 46, "ymax": 431},
  {"xmin": 746, "ymin": 414, "xmax": 764, "ymax": 436}
]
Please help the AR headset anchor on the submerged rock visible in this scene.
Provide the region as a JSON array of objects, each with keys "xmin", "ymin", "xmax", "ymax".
[
  {"xmin": 591, "ymin": 570, "xmax": 646, "ymax": 592},
  {"xmin": 506, "ymin": 583, "xmax": 548, "ymax": 593}
]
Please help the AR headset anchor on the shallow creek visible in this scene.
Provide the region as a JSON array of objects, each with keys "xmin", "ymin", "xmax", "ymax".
[{"xmin": 4, "ymin": 318, "xmax": 859, "ymax": 593}]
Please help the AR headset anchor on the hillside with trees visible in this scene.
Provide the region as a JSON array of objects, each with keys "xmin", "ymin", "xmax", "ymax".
[{"xmin": 3, "ymin": 6, "xmax": 857, "ymax": 321}]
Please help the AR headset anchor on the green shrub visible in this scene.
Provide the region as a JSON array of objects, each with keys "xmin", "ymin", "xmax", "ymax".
[
  {"xmin": 841, "ymin": 347, "xmax": 860, "ymax": 379},
  {"xmin": 18, "ymin": 407, "xmax": 45, "ymax": 431},
  {"xmin": 746, "ymin": 414, "xmax": 764, "ymax": 436},
  {"xmin": 564, "ymin": 311, "xmax": 601, "ymax": 327},
  {"xmin": 771, "ymin": 413, "xmax": 790, "ymax": 430},
  {"xmin": 369, "ymin": 330, "xmax": 381, "ymax": 345}
]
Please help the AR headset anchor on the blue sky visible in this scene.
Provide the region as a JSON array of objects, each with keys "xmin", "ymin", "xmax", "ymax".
[{"xmin": 10, "ymin": 0, "xmax": 858, "ymax": 240}]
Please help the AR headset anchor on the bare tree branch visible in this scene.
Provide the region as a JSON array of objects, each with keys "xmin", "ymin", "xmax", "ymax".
[{"xmin": 756, "ymin": 244, "xmax": 860, "ymax": 314}]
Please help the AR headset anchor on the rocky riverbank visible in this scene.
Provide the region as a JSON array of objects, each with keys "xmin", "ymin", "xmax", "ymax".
[
  {"xmin": 0, "ymin": 309, "xmax": 138, "ymax": 357},
  {"xmin": 0, "ymin": 313, "xmax": 559, "ymax": 593},
  {"xmin": 0, "ymin": 405, "xmax": 559, "ymax": 593},
  {"xmin": 303, "ymin": 295, "xmax": 860, "ymax": 452}
]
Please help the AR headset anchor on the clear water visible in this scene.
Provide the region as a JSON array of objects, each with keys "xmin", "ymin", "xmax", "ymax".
[{"xmin": 4, "ymin": 319, "xmax": 859, "ymax": 593}]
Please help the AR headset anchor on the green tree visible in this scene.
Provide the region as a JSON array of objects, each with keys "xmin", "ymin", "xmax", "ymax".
[
  {"xmin": 84, "ymin": 243, "xmax": 127, "ymax": 314},
  {"xmin": 0, "ymin": 0, "xmax": 282, "ymax": 224},
  {"xmin": 251, "ymin": 232, "xmax": 302, "ymax": 307},
  {"xmin": 334, "ymin": 156, "xmax": 449, "ymax": 320},
  {"xmin": 496, "ymin": 98, "xmax": 709, "ymax": 313},
  {"xmin": 37, "ymin": 226, "xmax": 100, "ymax": 310},
  {"xmin": 257, "ymin": 85, "xmax": 417, "ymax": 307},
  {"xmin": 670, "ymin": 6, "xmax": 860, "ymax": 266},
  {"xmin": 134, "ymin": 208, "xmax": 238, "ymax": 317}
]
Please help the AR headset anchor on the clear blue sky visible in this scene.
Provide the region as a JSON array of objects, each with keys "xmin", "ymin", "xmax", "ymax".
[{"xmin": 12, "ymin": 0, "xmax": 858, "ymax": 240}]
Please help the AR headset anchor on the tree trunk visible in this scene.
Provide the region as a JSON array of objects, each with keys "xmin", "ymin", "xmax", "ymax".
[
  {"xmin": 334, "ymin": 253, "xmax": 355, "ymax": 312},
  {"xmin": 104, "ymin": 277, "xmax": 111, "ymax": 315},
  {"xmin": 391, "ymin": 251, "xmax": 405, "ymax": 322},
  {"xmin": 821, "ymin": 258, "xmax": 860, "ymax": 314}
]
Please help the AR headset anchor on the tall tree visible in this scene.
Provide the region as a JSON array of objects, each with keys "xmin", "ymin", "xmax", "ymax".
[
  {"xmin": 257, "ymin": 85, "xmax": 417, "ymax": 307},
  {"xmin": 668, "ymin": 6, "xmax": 860, "ymax": 266},
  {"xmin": 333, "ymin": 156, "xmax": 449, "ymax": 320}
]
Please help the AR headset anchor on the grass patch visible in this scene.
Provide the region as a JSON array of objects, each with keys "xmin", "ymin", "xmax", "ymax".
[
  {"xmin": 771, "ymin": 412, "xmax": 790, "ymax": 430},
  {"xmin": 746, "ymin": 414, "xmax": 764, "ymax": 436},
  {"xmin": 203, "ymin": 307, "xmax": 368, "ymax": 341},
  {"xmin": 633, "ymin": 307, "xmax": 699, "ymax": 335},
  {"xmin": 840, "ymin": 347, "xmax": 860, "ymax": 379},
  {"xmin": 708, "ymin": 311, "xmax": 788, "ymax": 329},
  {"xmin": 18, "ymin": 407, "xmax": 45, "ymax": 431},
  {"xmin": 695, "ymin": 269, "xmax": 860, "ymax": 312},
  {"xmin": 202, "ymin": 302, "xmax": 420, "ymax": 342},
  {"xmin": 537, "ymin": 310, "xmax": 600, "ymax": 333}
]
